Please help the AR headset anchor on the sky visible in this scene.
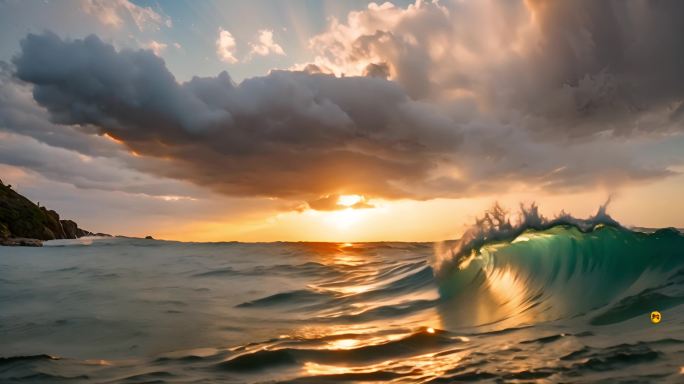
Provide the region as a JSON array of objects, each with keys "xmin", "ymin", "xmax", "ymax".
[{"xmin": 0, "ymin": 0, "xmax": 683, "ymax": 242}]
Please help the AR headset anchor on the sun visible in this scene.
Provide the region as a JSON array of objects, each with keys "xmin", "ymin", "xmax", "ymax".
[
  {"xmin": 328, "ymin": 208, "xmax": 361, "ymax": 230},
  {"xmin": 337, "ymin": 194, "xmax": 363, "ymax": 207}
]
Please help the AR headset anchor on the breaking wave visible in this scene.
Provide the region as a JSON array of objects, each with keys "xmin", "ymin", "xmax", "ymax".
[{"xmin": 431, "ymin": 202, "xmax": 684, "ymax": 326}]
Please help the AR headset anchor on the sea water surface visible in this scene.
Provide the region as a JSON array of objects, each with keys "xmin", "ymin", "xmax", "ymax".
[{"xmin": 1, "ymin": 224, "xmax": 684, "ymax": 383}]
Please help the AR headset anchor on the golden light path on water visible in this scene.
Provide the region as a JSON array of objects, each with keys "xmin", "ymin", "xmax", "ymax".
[
  {"xmin": 266, "ymin": 237, "xmax": 545, "ymax": 381},
  {"xmin": 302, "ymin": 347, "xmax": 467, "ymax": 379},
  {"xmin": 285, "ymin": 240, "xmax": 541, "ymax": 380},
  {"xmin": 278, "ymin": 242, "xmax": 461, "ymax": 379},
  {"xmin": 296, "ymin": 323, "xmax": 470, "ymax": 380}
]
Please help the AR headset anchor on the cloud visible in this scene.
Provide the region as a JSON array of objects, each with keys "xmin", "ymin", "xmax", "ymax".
[
  {"xmin": 10, "ymin": 24, "xmax": 681, "ymax": 211},
  {"xmin": 307, "ymin": 0, "xmax": 684, "ymax": 138},
  {"xmin": 13, "ymin": 32, "xmax": 463, "ymax": 207},
  {"xmin": 0, "ymin": 63, "xmax": 295, "ymax": 237},
  {"xmin": 0, "ymin": 63, "xmax": 121, "ymax": 159},
  {"xmin": 147, "ymin": 40, "xmax": 167, "ymax": 56},
  {"xmin": 0, "ymin": 131, "xmax": 192, "ymax": 198},
  {"xmin": 249, "ymin": 29, "xmax": 285, "ymax": 58},
  {"xmin": 216, "ymin": 28, "xmax": 238, "ymax": 63},
  {"xmin": 81, "ymin": 0, "xmax": 171, "ymax": 31},
  {"xmin": 0, "ymin": 64, "xmax": 301, "ymax": 237}
]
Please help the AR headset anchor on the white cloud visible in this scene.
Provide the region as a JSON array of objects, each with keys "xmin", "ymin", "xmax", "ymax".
[
  {"xmin": 147, "ymin": 40, "xmax": 167, "ymax": 56},
  {"xmin": 81, "ymin": 0, "xmax": 171, "ymax": 31},
  {"xmin": 216, "ymin": 28, "xmax": 238, "ymax": 64},
  {"xmin": 248, "ymin": 29, "xmax": 285, "ymax": 58}
]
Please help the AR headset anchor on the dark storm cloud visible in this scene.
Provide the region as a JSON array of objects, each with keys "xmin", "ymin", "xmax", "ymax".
[
  {"xmin": 13, "ymin": 32, "xmax": 462, "ymax": 204},
  {"xmin": 9, "ymin": 11, "xmax": 681, "ymax": 208},
  {"xmin": 518, "ymin": 0, "xmax": 684, "ymax": 136},
  {"xmin": 0, "ymin": 62, "xmax": 120, "ymax": 158},
  {"xmin": 0, "ymin": 64, "xmax": 209, "ymax": 198},
  {"xmin": 312, "ymin": 0, "xmax": 684, "ymax": 138}
]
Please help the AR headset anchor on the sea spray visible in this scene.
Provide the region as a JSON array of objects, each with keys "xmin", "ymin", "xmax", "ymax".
[{"xmin": 430, "ymin": 201, "xmax": 620, "ymax": 281}]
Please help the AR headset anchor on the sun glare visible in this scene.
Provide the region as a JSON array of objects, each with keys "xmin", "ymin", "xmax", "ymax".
[
  {"xmin": 328, "ymin": 208, "xmax": 361, "ymax": 230},
  {"xmin": 337, "ymin": 194, "xmax": 363, "ymax": 207}
]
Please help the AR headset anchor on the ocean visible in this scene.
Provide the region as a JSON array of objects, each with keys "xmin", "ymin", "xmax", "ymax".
[{"xmin": 1, "ymin": 222, "xmax": 684, "ymax": 383}]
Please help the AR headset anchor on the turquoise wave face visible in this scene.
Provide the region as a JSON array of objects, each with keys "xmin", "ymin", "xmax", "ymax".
[{"xmin": 435, "ymin": 225, "xmax": 684, "ymax": 327}]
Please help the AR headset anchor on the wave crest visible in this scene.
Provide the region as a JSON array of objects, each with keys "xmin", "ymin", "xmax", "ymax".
[{"xmin": 431, "ymin": 200, "xmax": 619, "ymax": 279}]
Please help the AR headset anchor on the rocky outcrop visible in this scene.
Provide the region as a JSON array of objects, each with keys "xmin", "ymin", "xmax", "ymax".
[
  {"xmin": 0, "ymin": 237, "xmax": 43, "ymax": 247},
  {"xmin": 60, "ymin": 219, "xmax": 93, "ymax": 239},
  {"xmin": 0, "ymin": 179, "xmax": 100, "ymax": 245}
]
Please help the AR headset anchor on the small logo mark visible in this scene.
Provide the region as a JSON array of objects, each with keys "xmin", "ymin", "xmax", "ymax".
[{"xmin": 650, "ymin": 311, "xmax": 661, "ymax": 324}]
